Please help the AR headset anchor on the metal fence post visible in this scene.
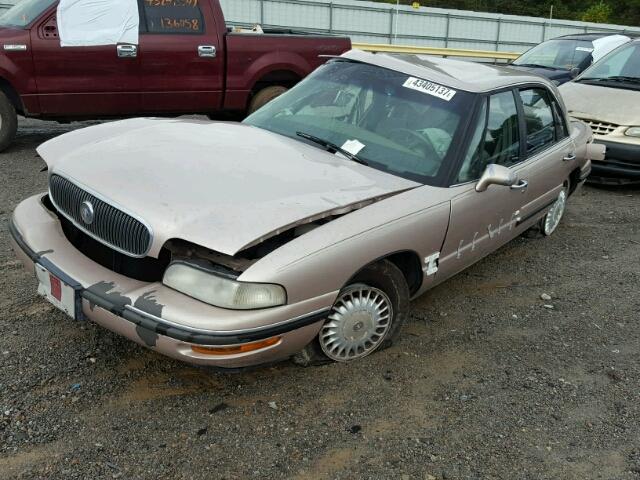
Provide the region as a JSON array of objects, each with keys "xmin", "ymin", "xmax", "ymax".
[
  {"xmin": 444, "ymin": 13, "xmax": 450, "ymax": 48},
  {"xmin": 329, "ymin": 2, "xmax": 333, "ymax": 33},
  {"xmin": 495, "ymin": 18, "xmax": 501, "ymax": 52},
  {"xmin": 259, "ymin": 0, "xmax": 265, "ymax": 25},
  {"xmin": 389, "ymin": 8, "xmax": 395, "ymax": 44}
]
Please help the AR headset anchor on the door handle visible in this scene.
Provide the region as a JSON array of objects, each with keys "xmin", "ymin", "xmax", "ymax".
[
  {"xmin": 563, "ymin": 152, "xmax": 577, "ymax": 162},
  {"xmin": 198, "ymin": 45, "xmax": 217, "ymax": 58},
  {"xmin": 511, "ymin": 180, "xmax": 529, "ymax": 191},
  {"xmin": 117, "ymin": 44, "xmax": 137, "ymax": 58}
]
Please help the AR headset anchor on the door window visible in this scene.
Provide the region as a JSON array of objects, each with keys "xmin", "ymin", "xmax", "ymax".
[
  {"xmin": 140, "ymin": 0, "xmax": 204, "ymax": 34},
  {"xmin": 519, "ymin": 89, "xmax": 557, "ymax": 156},
  {"xmin": 457, "ymin": 91, "xmax": 520, "ymax": 183}
]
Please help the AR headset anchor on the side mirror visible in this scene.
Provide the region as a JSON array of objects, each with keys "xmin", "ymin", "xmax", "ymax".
[
  {"xmin": 476, "ymin": 164, "xmax": 518, "ymax": 192},
  {"xmin": 570, "ymin": 67, "xmax": 581, "ymax": 79}
]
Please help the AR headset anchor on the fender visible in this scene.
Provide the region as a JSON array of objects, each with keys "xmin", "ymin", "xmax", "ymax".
[{"xmin": 229, "ymin": 50, "xmax": 310, "ymax": 93}]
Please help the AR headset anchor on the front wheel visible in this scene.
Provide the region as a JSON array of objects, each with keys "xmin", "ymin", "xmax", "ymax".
[
  {"xmin": 540, "ymin": 187, "xmax": 568, "ymax": 236},
  {"xmin": 293, "ymin": 260, "xmax": 409, "ymax": 366}
]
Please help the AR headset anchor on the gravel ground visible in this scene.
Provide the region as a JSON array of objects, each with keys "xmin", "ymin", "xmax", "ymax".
[{"xmin": 1, "ymin": 118, "xmax": 639, "ymax": 480}]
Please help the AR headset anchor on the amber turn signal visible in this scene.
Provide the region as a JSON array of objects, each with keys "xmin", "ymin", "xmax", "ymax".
[{"xmin": 191, "ymin": 336, "xmax": 281, "ymax": 356}]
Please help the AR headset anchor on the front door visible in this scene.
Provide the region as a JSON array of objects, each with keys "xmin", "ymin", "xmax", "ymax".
[
  {"xmin": 137, "ymin": 0, "xmax": 224, "ymax": 113},
  {"xmin": 437, "ymin": 90, "xmax": 531, "ymax": 280},
  {"xmin": 30, "ymin": 6, "xmax": 141, "ymax": 116}
]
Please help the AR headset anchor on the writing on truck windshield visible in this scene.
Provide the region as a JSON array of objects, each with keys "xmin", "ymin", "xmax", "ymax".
[
  {"xmin": 0, "ymin": 0, "xmax": 56, "ymax": 28},
  {"xmin": 244, "ymin": 61, "xmax": 473, "ymax": 185}
]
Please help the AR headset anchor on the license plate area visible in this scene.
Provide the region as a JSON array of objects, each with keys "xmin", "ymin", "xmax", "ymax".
[{"xmin": 35, "ymin": 263, "xmax": 83, "ymax": 320}]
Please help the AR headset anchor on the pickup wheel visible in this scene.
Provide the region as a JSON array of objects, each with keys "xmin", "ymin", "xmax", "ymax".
[
  {"xmin": 248, "ymin": 85, "xmax": 287, "ymax": 114},
  {"xmin": 0, "ymin": 92, "xmax": 17, "ymax": 152},
  {"xmin": 293, "ymin": 260, "xmax": 410, "ymax": 366}
]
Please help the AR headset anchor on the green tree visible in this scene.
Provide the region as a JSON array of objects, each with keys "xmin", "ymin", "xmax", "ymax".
[
  {"xmin": 366, "ymin": 0, "xmax": 640, "ymax": 25},
  {"xmin": 582, "ymin": 1, "xmax": 613, "ymax": 23}
]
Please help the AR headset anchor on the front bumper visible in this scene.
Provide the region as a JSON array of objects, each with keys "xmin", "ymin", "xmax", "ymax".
[
  {"xmin": 9, "ymin": 194, "xmax": 336, "ymax": 368},
  {"xmin": 590, "ymin": 140, "xmax": 640, "ymax": 185}
]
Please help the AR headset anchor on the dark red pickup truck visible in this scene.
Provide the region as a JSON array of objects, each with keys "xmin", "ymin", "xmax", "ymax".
[{"xmin": 0, "ymin": 0, "xmax": 351, "ymax": 150}]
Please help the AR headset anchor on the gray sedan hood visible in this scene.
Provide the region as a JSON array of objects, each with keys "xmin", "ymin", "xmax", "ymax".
[{"xmin": 38, "ymin": 118, "xmax": 420, "ymax": 257}]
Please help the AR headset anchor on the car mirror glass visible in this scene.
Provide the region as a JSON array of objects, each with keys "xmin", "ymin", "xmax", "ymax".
[{"xmin": 475, "ymin": 164, "xmax": 518, "ymax": 192}]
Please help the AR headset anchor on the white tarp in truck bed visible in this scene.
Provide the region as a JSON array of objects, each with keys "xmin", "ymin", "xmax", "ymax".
[{"xmin": 57, "ymin": 0, "xmax": 139, "ymax": 47}]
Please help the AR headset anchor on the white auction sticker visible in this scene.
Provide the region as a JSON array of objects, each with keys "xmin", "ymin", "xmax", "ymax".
[
  {"xmin": 402, "ymin": 77, "xmax": 457, "ymax": 101},
  {"xmin": 341, "ymin": 139, "xmax": 366, "ymax": 156}
]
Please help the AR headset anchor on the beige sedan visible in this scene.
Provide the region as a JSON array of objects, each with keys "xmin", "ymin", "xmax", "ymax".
[
  {"xmin": 10, "ymin": 50, "xmax": 603, "ymax": 369},
  {"xmin": 560, "ymin": 38, "xmax": 640, "ymax": 184}
]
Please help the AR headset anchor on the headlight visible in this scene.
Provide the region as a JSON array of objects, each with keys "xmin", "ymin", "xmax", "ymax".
[
  {"xmin": 163, "ymin": 262, "xmax": 286, "ymax": 310},
  {"xmin": 625, "ymin": 127, "xmax": 640, "ymax": 137}
]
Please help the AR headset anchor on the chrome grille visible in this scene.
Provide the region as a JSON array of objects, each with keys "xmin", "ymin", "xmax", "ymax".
[
  {"xmin": 49, "ymin": 174, "xmax": 152, "ymax": 257},
  {"xmin": 582, "ymin": 119, "xmax": 618, "ymax": 136}
]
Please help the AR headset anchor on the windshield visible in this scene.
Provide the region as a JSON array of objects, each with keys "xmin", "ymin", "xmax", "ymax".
[
  {"xmin": 0, "ymin": 0, "xmax": 56, "ymax": 28},
  {"xmin": 244, "ymin": 61, "xmax": 473, "ymax": 185},
  {"xmin": 514, "ymin": 39, "xmax": 594, "ymax": 70},
  {"xmin": 578, "ymin": 42, "xmax": 640, "ymax": 83}
]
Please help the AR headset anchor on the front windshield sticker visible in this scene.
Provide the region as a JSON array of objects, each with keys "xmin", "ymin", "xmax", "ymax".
[
  {"xmin": 576, "ymin": 47, "xmax": 594, "ymax": 52},
  {"xmin": 341, "ymin": 139, "xmax": 366, "ymax": 156},
  {"xmin": 402, "ymin": 77, "xmax": 457, "ymax": 101}
]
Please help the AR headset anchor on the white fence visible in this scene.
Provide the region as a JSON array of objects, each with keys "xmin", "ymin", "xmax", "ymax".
[{"xmin": 220, "ymin": 0, "xmax": 640, "ymax": 53}]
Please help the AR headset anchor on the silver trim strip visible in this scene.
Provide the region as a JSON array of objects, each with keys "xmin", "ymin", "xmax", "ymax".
[
  {"xmin": 4, "ymin": 44, "xmax": 27, "ymax": 51},
  {"xmin": 123, "ymin": 304, "xmax": 330, "ymax": 336},
  {"xmin": 48, "ymin": 172, "xmax": 155, "ymax": 259}
]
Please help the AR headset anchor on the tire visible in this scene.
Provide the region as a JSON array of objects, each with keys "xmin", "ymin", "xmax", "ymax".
[
  {"xmin": 248, "ymin": 85, "xmax": 287, "ymax": 114},
  {"xmin": 540, "ymin": 185, "xmax": 568, "ymax": 236},
  {"xmin": 525, "ymin": 184, "xmax": 569, "ymax": 238},
  {"xmin": 293, "ymin": 260, "xmax": 410, "ymax": 366},
  {"xmin": 0, "ymin": 92, "xmax": 17, "ymax": 152}
]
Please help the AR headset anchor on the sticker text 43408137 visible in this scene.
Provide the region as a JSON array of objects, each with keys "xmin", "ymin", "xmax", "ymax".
[{"xmin": 402, "ymin": 77, "xmax": 457, "ymax": 102}]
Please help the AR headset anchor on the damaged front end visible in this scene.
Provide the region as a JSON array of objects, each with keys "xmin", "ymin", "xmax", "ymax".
[{"xmin": 44, "ymin": 188, "xmax": 399, "ymax": 284}]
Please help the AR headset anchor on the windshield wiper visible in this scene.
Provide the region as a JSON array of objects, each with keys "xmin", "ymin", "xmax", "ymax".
[
  {"xmin": 296, "ymin": 131, "xmax": 368, "ymax": 165},
  {"xmin": 579, "ymin": 76, "xmax": 640, "ymax": 84},
  {"xmin": 514, "ymin": 63, "xmax": 557, "ymax": 70}
]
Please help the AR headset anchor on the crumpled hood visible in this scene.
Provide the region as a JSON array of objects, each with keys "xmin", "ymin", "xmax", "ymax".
[
  {"xmin": 559, "ymin": 81, "xmax": 640, "ymax": 126},
  {"xmin": 38, "ymin": 118, "xmax": 419, "ymax": 257}
]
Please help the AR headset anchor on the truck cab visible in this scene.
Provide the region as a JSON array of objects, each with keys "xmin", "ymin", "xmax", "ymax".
[{"xmin": 0, "ymin": 0, "xmax": 351, "ymax": 150}]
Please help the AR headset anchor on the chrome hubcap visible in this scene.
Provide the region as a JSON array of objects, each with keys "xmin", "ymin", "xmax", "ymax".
[
  {"xmin": 544, "ymin": 189, "xmax": 567, "ymax": 235},
  {"xmin": 319, "ymin": 284, "xmax": 393, "ymax": 362}
]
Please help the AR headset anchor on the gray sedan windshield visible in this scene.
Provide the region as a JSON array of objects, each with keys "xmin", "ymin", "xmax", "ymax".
[
  {"xmin": 244, "ymin": 61, "xmax": 473, "ymax": 185},
  {"xmin": 514, "ymin": 39, "xmax": 594, "ymax": 70}
]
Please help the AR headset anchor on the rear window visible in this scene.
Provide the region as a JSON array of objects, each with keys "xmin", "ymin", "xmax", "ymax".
[
  {"xmin": 0, "ymin": 0, "xmax": 56, "ymax": 28},
  {"xmin": 140, "ymin": 0, "xmax": 204, "ymax": 34}
]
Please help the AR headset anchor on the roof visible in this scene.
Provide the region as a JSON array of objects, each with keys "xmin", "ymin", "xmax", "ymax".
[
  {"xmin": 556, "ymin": 33, "xmax": 621, "ymax": 41},
  {"xmin": 341, "ymin": 49, "xmax": 554, "ymax": 93}
]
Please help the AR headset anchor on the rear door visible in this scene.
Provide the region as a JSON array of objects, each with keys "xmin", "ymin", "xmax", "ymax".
[
  {"xmin": 515, "ymin": 87, "xmax": 575, "ymax": 226},
  {"xmin": 30, "ymin": 6, "xmax": 140, "ymax": 116},
  {"xmin": 137, "ymin": 0, "xmax": 224, "ymax": 113}
]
